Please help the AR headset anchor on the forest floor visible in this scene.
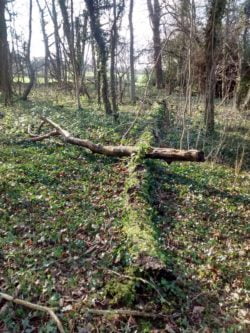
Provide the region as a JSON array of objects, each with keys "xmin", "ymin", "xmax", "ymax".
[{"xmin": 0, "ymin": 88, "xmax": 249, "ymax": 332}]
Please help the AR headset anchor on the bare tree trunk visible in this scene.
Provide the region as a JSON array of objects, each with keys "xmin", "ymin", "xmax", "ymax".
[
  {"xmin": 179, "ymin": 0, "xmax": 189, "ymax": 93},
  {"xmin": 49, "ymin": 0, "xmax": 62, "ymax": 83},
  {"xmin": 58, "ymin": 0, "xmax": 82, "ymax": 109},
  {"xmin": 204, "ymin": 0, "xmax": 227, "ymax": 133},
  {"xmin": 188, "ymin": 0, "xmax": 195, "ymax": 115},
  {"xmin": 147, "ymin": 0, "xmax": 165, "ymax": 89},
  {"xmin": 221, "ymin": 3, "xmax": 230, "ymax": 100},
  {"xmin": 180, "ymin": 0, "xmax": 195, "ymax": 149},
  {"xmin": 236, "ymin": 0, "xmax": 250, "ymax": 110},
  {"xmin": 79, "ymin": 11, "xmax": 91, "ymax": 101},
  {"xmin": 74, "ymin": 15, "xmax": 82, "ymax": 108},
  {"xmin": 85, "ymin": 0, "xmax": 112, "ymax": 115},
  {"xmin": 100, "ymin": 54, "xmax": 112, "ymax": 114},
  {"xmin": 91, "ymin": 37, "xmax": 98, "ymax": 92},
  {"xmin": 36, "ymin": 0, "xmax": 50, "ymax": 86},
  {"xmin": 110, "ymin": 0, "xmax": 121, "ymax": 121},
  {"xmin": 110, "ymin": 0, "xmax": 118, "ymax": 120},
  {"xmin": 70, "ymin": 0, "xmax": 82, "ymax": 108},
  {"xmin": 129, "ymin": 0, "xmax": 136, "ymax": 104},
  {"xmin": 97, "ymin": 56, "xmax": 101, "ymax": 105},
  {"xmin": 118, "ymin": 73, "xmax": 125, "ymax": 104},
  {"xmin": 0, "ymin": 0, "xmax": 12, "ymax": 105},
  {"xmin": 22, "ymin": 0, "xmax": 35, "ymax": 101}
]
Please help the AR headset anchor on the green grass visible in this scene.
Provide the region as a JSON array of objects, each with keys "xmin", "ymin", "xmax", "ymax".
[
  {"xmin": 0, "ymin": 92, "xmax": 130, "ymax": 331},
  {"xmin": 148, "ymin": 161, "xmax": 249, "ymax": 331},
  {"xmin": 164, "ymin": 96, "xmax": 250, "ymax": 172},
  {"xmin": 0, "ymin": 88, "xmax": 249, "ymax": 332}
]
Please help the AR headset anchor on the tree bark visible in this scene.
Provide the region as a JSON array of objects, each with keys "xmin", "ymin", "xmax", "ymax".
[
  {"xmin": 110, "ymin": 0, "xmax": 119, "ymax": 121},
  {"xmin": 204, "ymin": 0, "xmax": 227, "ymax": 133},
  {"xmin": 91, "ymin": 37, "xmax": 98, "ymax": 92},
  {"xmin": 28, "ymin": 117, "xmax": 205, "ymax": 163},
  {"xmin": 147, "ymin": 0, "xmax": 165, "ymax": 89},
  {"xmin": 129, "ymin": 0, "xmax": 136, "ymax": 104},
  {"xmin": 236, "ymin": 0, "xmax": 250, "ymax": 110},
  {"xmin": 58, "ymin": 0, "xmax": 89, "ymax": 109},
  {"xmin": 45, "ymin": 0, "xmax": 63, "ymax": 83},
  {"xmin": 58, "ymin": 0, "xmax": 79, "ymax": 104},
  {"xmin": 85, "ymin": 0, "xmax": 112, "ymax": 115},
  {"xmin": 36, "ymin": 0, "xmax": 50, "ymax": 86},
  {"xmin": 21, "ymin": 0, "xmax": 35, "ymax": 101},
  {"xmin": 0, "ymin": 0, "xmax": 12, "ymax": 105}
]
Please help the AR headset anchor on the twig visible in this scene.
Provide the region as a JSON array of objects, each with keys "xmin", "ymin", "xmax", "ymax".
[
  {"xmin": 0, "ymin": 292, "xmax": 65, "ymax": 333},
  {"xmin": 28, "ymin": 130, "xmax": 59, "ymax": 142},
  {"xmin": 82, "ymin": 307, "xmax": 168, "ymax": 319},
  {"xmin": 27, "ymin": 123, "xmax": 59, "ymax": 141},
  {"xmin": 0, "ymin": 285, "xmax": 21, "ymax": 315},
  {"xmin": 27, "ymin": 124, "xmax": 38, "ymax": 137},
  {"xmin": 37, "ymin": 120, "xmax": 46, "ymax": 134}
]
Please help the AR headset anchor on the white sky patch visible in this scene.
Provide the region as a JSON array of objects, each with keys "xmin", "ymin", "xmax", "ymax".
[{"xmin": 11, "ymin": 0, "xmax": 153, "ymax": 59}]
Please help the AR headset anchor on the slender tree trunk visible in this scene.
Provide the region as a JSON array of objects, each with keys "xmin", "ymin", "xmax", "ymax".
[
  {"xmin": 184, "ymin": 0, "xmax": 195, "ymax": 116},
  {"xmin": 79, "ymin": 11, "xmax": 91, "ymax": 101},
  {"xmin": 118, "ymin": 73, "xmax": 125, "ymax": 104},
  {"xmin": 204, "ymin": 0, "xmax": 227, "ymax": 133},
  {"xmin": 36, "ymin": 0, "xmax": 50, "ymax": 86},
  {"xmin": 58, "ymin": 0, "xmax": 82, "ymax": 109},
  {"xmin": 100, "ymin": 53, "xmax": 112, "ymax": 115},
  {"xmin": 91, "ymin": 36, "xmax": 100, "ymax": 101},
  {"xmin": 50, "ymin": 0, "xmax": 62, "ymax": 83},
  {"xmin": 129, "ymin": 0, "xmax": 136, "ymax": 104},
  {"xmin": 91, "ymin": 37, "xmax": 98, "ymax": 92},
  {"xmin": 110, "ymin": 0, "xmax": 119, "ymax": 121},
  {"xmin": 97, "ymin": 56, "xmax": 101, "ymax": 105},
  {"xmin": 221, "ymin": 3, "xmax": 230, "ymax": 100},
  {"xmin": 147, "ymin": 0, "xmax": 164, "ymax": 89},
  {"xmin": 74, "ymin": 16, "xmax": 82, "ymax": 109},
  {"xmin": 22, "ymin": 0, "xmax": 35, "ymax": 101},
  {"xmin": 179, "ymin": 0, "xmax": 189, "ymax": 93},
  {"xmin": 0, "ymin": 0, "xmax": 12, "ymax": 105},
  {"xmin": 85, "ymin": 0, "xmax": 112, "ymax": 115},
  {"xmin": 236, "ymin": 0, "xmax": 250, "ymax": 109}
]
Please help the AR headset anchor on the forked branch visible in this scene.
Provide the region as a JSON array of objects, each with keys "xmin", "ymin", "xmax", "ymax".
[
  {"xmin": 27, "ymin": 117, "xmax": 205, "ymax": 163},
  {"xmin": 0, "ymin": 292, "xmax": 65, "ymax": 333}
]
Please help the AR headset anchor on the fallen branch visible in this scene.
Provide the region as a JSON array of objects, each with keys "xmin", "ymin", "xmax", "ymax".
[
  {"xmin": 0, "ymin": 292, "xmax": 65, "ymax": 333},
  {"xmin": 0, "ymin": 285, "xmax": 21, "ymax": 315},
  {"xmin": 26, "ymin": 117, "xmax": 205, "ymax": 163},
  {"xmin": 27, "ymin": 122, "xmax": 59, "ymax": 142},
  {"xmin": 82, "ymin": 307, "xmax": 168, "ymax": 319},
  {"xmin": 29, "ymin": 130, "xmax": 59, "ymax": 142},
  {"xmin": 37, "ymin": 120, "xmax": 46, "ymax": 134}
]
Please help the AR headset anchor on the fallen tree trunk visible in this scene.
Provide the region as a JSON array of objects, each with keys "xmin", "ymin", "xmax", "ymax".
[{"xmin": 27, "ymin": 117, "xmax": 205, "ymax": 163}]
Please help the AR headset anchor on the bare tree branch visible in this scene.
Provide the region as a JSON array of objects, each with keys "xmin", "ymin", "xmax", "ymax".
[
  {"xmin": 26, "ymin": 117, "xmax": 205, "ymax": 163},
  {"xmin": 0, "ymin": 292, "xmax": 65, "ymax": 333}
]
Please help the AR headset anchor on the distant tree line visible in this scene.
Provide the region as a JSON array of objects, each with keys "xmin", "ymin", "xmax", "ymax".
[{"xmin": 0, "ymin": 0, "xmax": 249, "ymax": 132}]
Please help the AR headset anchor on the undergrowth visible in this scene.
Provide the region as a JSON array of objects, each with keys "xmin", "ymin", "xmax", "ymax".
[{"xmin": 0, "ymin": 88, "xmax": 249, "ymax": 332}]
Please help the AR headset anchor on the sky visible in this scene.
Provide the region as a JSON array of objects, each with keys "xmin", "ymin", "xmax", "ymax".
[{"xmin": 11, "ymin": 0, "xmax": 152, "ymax": 59}]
